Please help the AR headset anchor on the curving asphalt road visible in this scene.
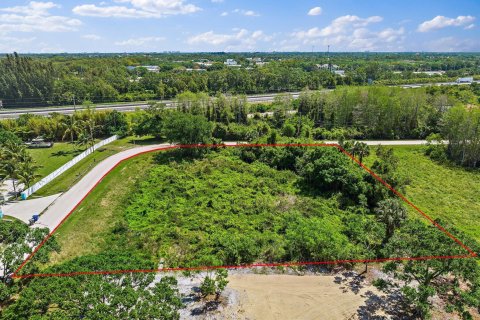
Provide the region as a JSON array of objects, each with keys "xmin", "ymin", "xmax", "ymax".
[
  {"xmin": 33, "ymin": 139, "xmax": 429, "ymax": 231},
  {"xmin": 34, "ymin": 143, "xmax": 172, "ymax": 230}
]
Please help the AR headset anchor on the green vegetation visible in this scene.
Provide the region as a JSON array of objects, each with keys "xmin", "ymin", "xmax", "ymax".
[
  {"xmin": 4, "ymin": 254, "xmax": 182, "ymax": 319},
  {"xmin": 34, "ymin": 136, "xmax": 159, "ymax": 197},
  {"xmin": 1, "ymin": 52, "xmax": 479, "ymax": 319},
  {"xmin": 1, "ymin": 140, "xmax": 41, "ymax": 194},
  {"xmin": 379, "ymin": 219, "xmax": 479, "ymax": 319},
  {"xmin": 378, "ymin": 145, "xmax": 480, "ymax": 243},
  {"xmin": 0, "ymin": 219, "xmax": 58, "ymax": 303},
  {"xmin": 1, "ymin": 52, "xmax": 479, "ymax": 108},
  {"xmin": 47, "ymin": 152, "xmax": 156, "ymax": 265},
  {"xmin": 28, "ymin": 142, "xmax": 83, "ymax": 179}
]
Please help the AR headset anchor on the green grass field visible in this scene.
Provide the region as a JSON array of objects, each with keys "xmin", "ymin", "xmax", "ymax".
[
  {"xmin": 366, "ymin": 145, "xmax": 480, "ymax": 244},
  {"xmin": 30, "ymin": 136, "xmax": 160, "ymax": 197},
  {"xmin": 28, "ymin": 142, "xmax": 84, "ymax": 180},
  {"xmin": 47, "ymin": 152, "xmax": 157, "ymax": 266}
]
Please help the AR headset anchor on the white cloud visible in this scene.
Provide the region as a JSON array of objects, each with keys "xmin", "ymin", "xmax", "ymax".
[
  {"xmin": 211, "ymin": 0, "xmax": 224, "ymax": 3},
  {"xmin": 417, "ymin": 15, "xmax": 476, "ymax": 32},
  {"xmin": 308, "ymin": 7, "xmax": 322, "ymax": 16},
  {"xmin": 220, "ymin": 11, "xmax": 228, "ymax": 17},
  {"xmin": 232, "ymin": 9, "xmax": 260, "ymax": 17},
  {"xmin": 287, "ymin": 15, "xmax": 406, "ymax": 51},
  {"xmin": 115, "ymin": 36, "xmax": 166, "ymax": 46},
  {"xmin": 82, "ymin": 34, "xmax": 102, "ymax": 40},
  {"xmin": 73, "ymin": 0, "xmax": 201, "ymax": 18},
  {"xmin": 293, "ymin": 15, "xmax": 383, "ymax": 39},
  {"xmin": 0, "ymin": 1, "xmax": 82, "ymax": 34},
  {"xmin": 187, "ymin": 29, "xmax": 272, "ymax": 50}
]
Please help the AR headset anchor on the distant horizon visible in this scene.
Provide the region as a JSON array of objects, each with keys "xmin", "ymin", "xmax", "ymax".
[{"xmin": 2, "ymin": 51, "xmax": 480, "ymax": 55}]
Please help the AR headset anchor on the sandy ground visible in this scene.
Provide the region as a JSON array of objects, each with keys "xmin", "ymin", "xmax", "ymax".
[{"xmin": 227, "ymin": 273, "xmax": 384, "ymax": 320}]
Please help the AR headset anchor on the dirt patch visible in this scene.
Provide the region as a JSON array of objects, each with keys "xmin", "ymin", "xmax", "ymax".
[{"xmin": 227, "ymin": 273, "xmax": 385, "ymax": 320}]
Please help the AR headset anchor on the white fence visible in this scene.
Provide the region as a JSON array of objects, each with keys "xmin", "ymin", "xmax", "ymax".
[{"xmin": 21, "ymin": 135, "xmax": 118, "ymax": 200}]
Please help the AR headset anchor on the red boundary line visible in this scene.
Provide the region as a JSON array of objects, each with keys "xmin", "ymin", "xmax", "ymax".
[{"xmin": 12, "ymin": 143, "xmax": 478, "ymax": 279}]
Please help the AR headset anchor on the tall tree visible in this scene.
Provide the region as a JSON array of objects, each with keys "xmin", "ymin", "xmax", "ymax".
[{"xmin": 374, "ymin": 199, "xmax": 407, "ymax": 242}]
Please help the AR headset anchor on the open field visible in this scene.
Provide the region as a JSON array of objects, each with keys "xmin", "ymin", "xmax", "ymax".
[
  {"xmin": 28, "ymin": 142, "xmax": 84, "ymax": 180},
  {"xmin": 366, "ymin": 145, "xmax": 480, "ymax": 244}
]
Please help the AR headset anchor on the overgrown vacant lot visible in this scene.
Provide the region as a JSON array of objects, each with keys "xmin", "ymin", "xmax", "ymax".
[
  {"xmin": 125, "ymin": 152, "xmax": 358, "ymax": 267},
  {"xmin": 37, "ymin": 146, "xmax": 471, "ymax": 275}
]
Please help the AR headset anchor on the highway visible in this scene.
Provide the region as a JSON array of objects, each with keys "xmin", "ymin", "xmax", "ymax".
[
  {"xmin": 0, "ymin": 92, "xmax": 302, "ymax": 119},
  {"xmin": 0, "ymin": 80, "xmax": 477, "ymax": 119}
]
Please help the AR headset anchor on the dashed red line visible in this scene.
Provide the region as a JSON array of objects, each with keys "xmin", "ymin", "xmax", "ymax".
[{"xmin": 12, "ymin": 143, "xmax": 477, "ymax": 279}]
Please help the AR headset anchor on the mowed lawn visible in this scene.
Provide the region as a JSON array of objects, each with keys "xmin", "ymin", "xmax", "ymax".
[
  {"xmin": 28, "ymin": 142, "xmax": 84, "ymax": 180},
  {"xmin": 30, "ymin": 136, "xmax": 160, "ymax": 197},
  {"xmin": 368, "ymin": 145, "xmax": 480, "ymax": 244}
]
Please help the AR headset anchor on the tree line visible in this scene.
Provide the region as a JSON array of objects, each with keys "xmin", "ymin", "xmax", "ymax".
[{"xmin": 1, "ymin": 52, "xmax": 479, "ymax": 108}]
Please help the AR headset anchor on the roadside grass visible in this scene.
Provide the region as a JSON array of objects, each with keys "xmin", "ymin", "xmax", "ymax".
[
  {"xmin": 366, "ymin": 145, "xmax": 480, "ymax": 243},
  {"xmin": 33, "ymin": 136, "xmax": 160, "ymax": 197},
  {"xmin": 47, "ymin": 152, "xmax": 157, "ymax": 266},
  {"xmin": 28, "ymin": 143, "xmax": 85, "ymax": 180}
]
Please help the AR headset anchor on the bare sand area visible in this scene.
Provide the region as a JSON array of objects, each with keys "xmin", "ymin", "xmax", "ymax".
[{"xmin": 227, "ymin": 273, "xmax": 384, "ymax": 320}]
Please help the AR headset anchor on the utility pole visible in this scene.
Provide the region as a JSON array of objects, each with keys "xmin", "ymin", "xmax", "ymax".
[
  {"xmin": 327, "ymin": 45, "xmax": 331, "ymax": 72},
  {"xmin": 73, "ymin": 94, "xmax": 76, "ymax": 112}
]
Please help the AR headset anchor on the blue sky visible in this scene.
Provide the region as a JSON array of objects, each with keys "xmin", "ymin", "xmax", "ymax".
[{"xmin": 0, "ymin": 0, "xmax": 479, "ymax": 53}]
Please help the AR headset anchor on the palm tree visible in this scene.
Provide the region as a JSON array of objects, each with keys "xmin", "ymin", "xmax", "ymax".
[
  {"xmin": 83, "ymin": 117, "xmax": 99, "ymax": 148},
  {"xmin": 0, "ymin": 141, "xmax": 25, "ymax": 194},
  {"xmin": 75, "ymin": 130, "xmax": 90, "ymax": 149},
  {"xmin": 61, "ymin": 115, "xmax": 83, "ymax": 144},
  {"xmin": 354, "ymin": 141, "xmax": 370, "ymax": 164},
  {"xmin": 17, "ymin": 156, "xmax": 41, "ymax": 189},
  {"xmin": 341, "ymin": 140, "xmax": 355, "ymax": 158},
  {"xmin": 375, "ymin": 199, "xmax": 407, "ymax": 242}
]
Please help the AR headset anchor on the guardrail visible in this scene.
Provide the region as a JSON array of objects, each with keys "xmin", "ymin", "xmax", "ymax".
[{"xmin": 21, "ymin": 135, "xmax": 118, "ymax": 200}]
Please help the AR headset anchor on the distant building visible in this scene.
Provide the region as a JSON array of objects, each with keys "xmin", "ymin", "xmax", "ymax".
[
  {"xmin": 317, "ymin": 64, "xmax": 339, "ymax": 70},
  {"xmin": 143, "ymin": 65, "xmax": 160, "ymax": 73},
  {"xmin": 224, "ymin": 59, "xmax": 241, "ymax": 67},
  {"xmin": 247, "ymin": 57, "xmax": 262, "ymax": 63},
  {"xmin": 413, "ymin": 71, "xmax": 445, "ymax": 76},
  {"xmin": 185, "ymin": 68, "xmax": 207, "ymax": 72},
  {"xmin": 195, "ymin": 59, "xmax": 213, "ymax": 67},
  {"xmin": 334, "ymin": 70, "xmax": 345, "ymax": 77},
  {"xmin": 457, "ymin": 77, "xmax": 473, "ymax": 83},
  {"xmin": 127, "ymin": 65, "xmax": 160, "ymax": 73}
]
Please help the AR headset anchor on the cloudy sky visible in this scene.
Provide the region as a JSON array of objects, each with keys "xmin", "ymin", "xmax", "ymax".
[{"xmin": 0, "ymin": 0, "xmax": 479, "ymax": 53}]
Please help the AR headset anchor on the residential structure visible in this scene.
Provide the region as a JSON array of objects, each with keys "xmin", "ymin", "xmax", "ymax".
[{"xmin": 224, "ymin": 59, "xmax": 241, "ymax": 67}]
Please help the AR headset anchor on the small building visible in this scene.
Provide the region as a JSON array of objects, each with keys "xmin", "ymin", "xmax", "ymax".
[
  {"xmin": 334, "ymin": 70, "xmax": 345, "ymax": 77},
  {"xmin": 143, "ymin": 65, "xmax": 160, "ymax": 73},
  {"xmin": 317, "ymin": 64, "xmax": 339, "ymax": 70},
  {"xmin": 457, "ymin": 77, "xmax": 473, "ymax": 83},
  {"xmin": 413, "ymin": 71, "xmax": 445, "ymax": 76},
  {"xmin": 224, "ymin": 59, "xmax": 240, "ymax": 67}
]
